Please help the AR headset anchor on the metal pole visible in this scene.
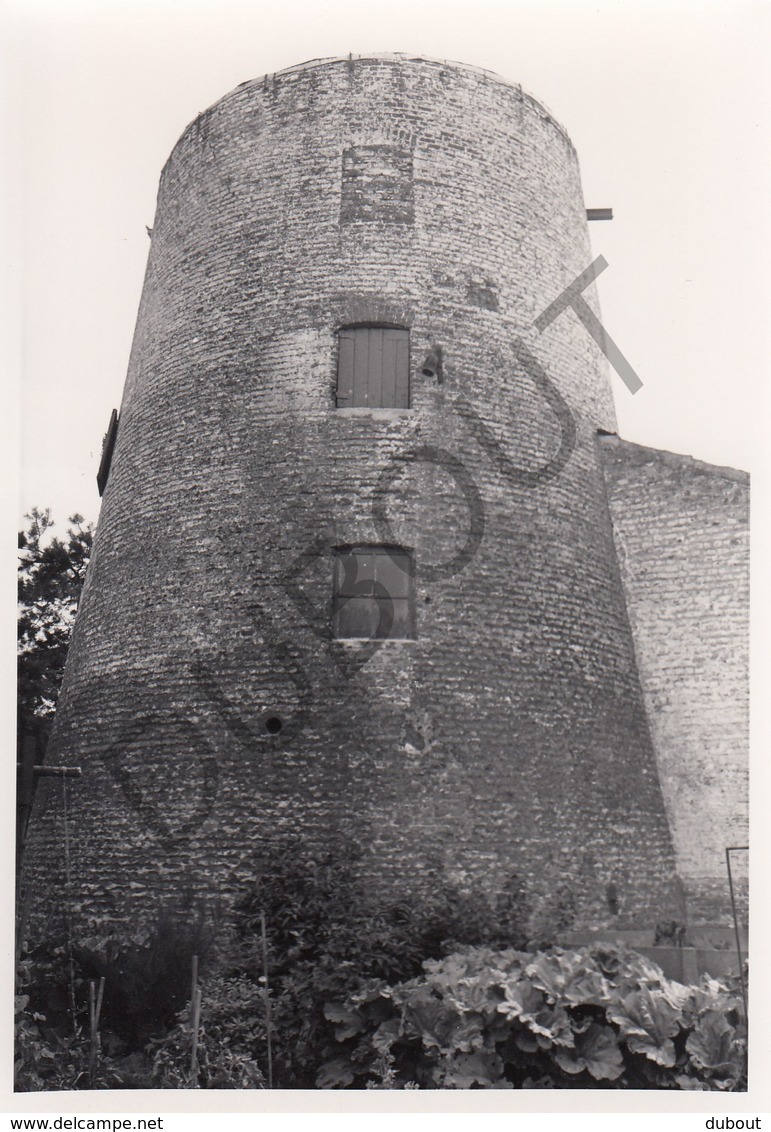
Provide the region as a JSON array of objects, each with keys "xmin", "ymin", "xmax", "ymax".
[
  {"xmin": 31, "ymin": 766, "xmax": 82, "ymax": 778},
  {"xmin": 725, "ymin": 846, "xmax": 749, "ymax": 1020}
]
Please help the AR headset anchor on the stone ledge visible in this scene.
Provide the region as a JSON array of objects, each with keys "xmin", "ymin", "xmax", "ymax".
[{"xmin": 333, "ymin": 407, "xmax": 415, "ymax": 421}]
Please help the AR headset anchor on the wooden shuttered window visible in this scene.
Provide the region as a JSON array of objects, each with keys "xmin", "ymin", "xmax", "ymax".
[
  {"xmin": 336, "ymin": 327, "xmax": 410, "ymax": 409},
  {"xmin": 332, "ymin": 546, "xmax": 415, "ymax": 640}
]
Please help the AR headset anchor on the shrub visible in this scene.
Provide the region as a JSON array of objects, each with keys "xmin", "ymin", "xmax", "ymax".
[
  {"xmin": 15, "ymin": 986, "xmax": 85, "ymax": 1093},
  {"xmin": 74, "ymin": 907, "xmax": 219, "ymax": 1045},
  {"xmin": 147, "ymin": 975, "xmax": 265, "ymax": 1089},
  {"xmin": 222, "ymin": 834, "xmax": 530, "ymax": 1087},
  {"xmin": 15, "ymin": 906, "xmax": 220, "ymax": 1090},
  {"xmin": 14, "ymin": 950, "xmax": 126, "ymax": 1092}
]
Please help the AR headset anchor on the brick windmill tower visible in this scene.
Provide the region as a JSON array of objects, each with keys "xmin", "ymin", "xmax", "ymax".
[{"xmin": 24, "ymin": 55, "xmax": 687, "ymax": 943}]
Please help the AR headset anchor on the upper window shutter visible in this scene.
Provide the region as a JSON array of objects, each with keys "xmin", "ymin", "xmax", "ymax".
[{"xmin": 336, "ymin": 327, "xmax": 409, "ymax": 409}]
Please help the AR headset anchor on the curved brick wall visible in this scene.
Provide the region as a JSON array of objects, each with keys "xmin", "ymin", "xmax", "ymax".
[
  {"xmin": 25, "ymin": 55, "xmax": 681, "ymax": 939},
  {"xmin": 600, "ymin": 436, "xmax": 749, "ymax": 926}
]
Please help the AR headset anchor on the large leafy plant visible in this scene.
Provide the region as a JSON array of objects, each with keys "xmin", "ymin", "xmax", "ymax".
[{"xmin": 316, "ymin": 944, "xmax": 747, "ymax": 1090}]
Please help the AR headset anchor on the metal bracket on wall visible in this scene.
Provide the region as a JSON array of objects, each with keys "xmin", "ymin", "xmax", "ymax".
[
  {"xmin": 16, "ymin": 761, "xmax": 82, "ymax": 877},
  {"xmin": 29, "ymin": 766, "xmax": 82, "ymax": 778},
  {"xmin": 586, "ymin": 208, "xmax": 613, "ymax": 221}
]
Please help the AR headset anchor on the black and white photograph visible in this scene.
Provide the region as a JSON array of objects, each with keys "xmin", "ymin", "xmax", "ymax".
[{"xmin": 6, "ymin": 0, "xmax": 768, "ymax": 1117}]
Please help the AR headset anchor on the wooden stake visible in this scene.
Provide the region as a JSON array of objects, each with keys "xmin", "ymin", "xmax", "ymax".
[
  {"xmin": 189, "ymin": 955, "xmax": 201, "ymax": 1087},
  {"xmin": 260, "ymin": 912, "xmax": 273, "ymax": 1089},
  {"xmin": 189, "ymin": 987, "xmax": 202, "ymax": 1087},
  {"xmin": 88, "ymin": 976, "xmax": 106, "ymax": 1088},
  {"xmin": 88, "ymin": 982, "xmax": 96, "ymax": 1087},
  {"xmin": 95, "ymin": 977, "xmax": 105, "ymax": 1031}
]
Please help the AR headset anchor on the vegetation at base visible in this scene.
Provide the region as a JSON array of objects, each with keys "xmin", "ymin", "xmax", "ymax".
[{"xmin": 15, "ymin": 837, "xmax": 747, "ymax": 1092}]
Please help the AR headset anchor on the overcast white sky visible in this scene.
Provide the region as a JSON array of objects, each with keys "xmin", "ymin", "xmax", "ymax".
[{"xmin": 5, "ymin": 0, "xmax": 770, "ymax": 529}]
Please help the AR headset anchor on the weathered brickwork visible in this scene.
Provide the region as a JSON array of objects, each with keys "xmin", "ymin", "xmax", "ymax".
[
  {"xmin": 340, "ymin": 144, "xmax": 414, "ymax": 224},
  {"xmin": 599, "ymin": 436, "xmax": 749, "ymax": 926},
  {"xmin": 25, "ymin": 55, "xmax": 686, "ymax": 943}
]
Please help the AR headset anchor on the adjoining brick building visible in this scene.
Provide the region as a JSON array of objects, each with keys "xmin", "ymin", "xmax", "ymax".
[{"xmin": 23, "ymin": 55, "xmax": 748, "ymax": 943}]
